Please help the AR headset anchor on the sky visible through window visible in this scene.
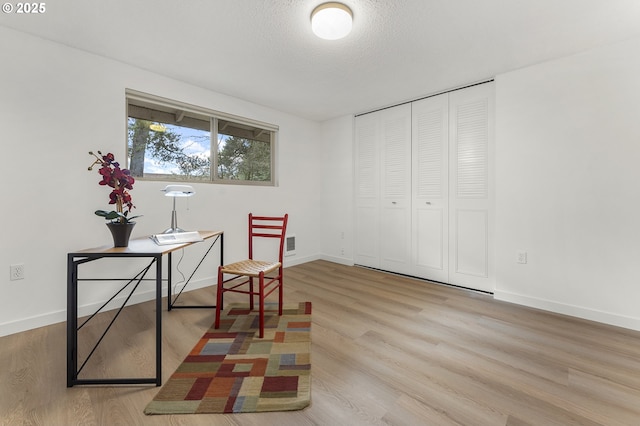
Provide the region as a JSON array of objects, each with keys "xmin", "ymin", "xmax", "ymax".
[{"xmin": 143, "ymin": 123, "xmax": 212, "ymax": 175}]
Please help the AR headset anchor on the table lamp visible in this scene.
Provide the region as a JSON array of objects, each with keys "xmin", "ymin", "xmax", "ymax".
[{"xmin": 161, "ymin": 185, "xmax": 195, "ymax": 233}]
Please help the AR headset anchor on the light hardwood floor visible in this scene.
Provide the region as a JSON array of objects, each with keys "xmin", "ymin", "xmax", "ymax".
[{"xmin": 2, "ymin": 260, "xmax": 640, "ymax": 425}]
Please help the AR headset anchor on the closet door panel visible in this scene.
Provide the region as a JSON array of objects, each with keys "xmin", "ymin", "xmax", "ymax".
[
  {"xmin": 454, "ymin": 209, "xmax": 488, "ymax": 277},
  {"xmin": 415, "ymin": 208, "xmax": 445, "ymax": 270},
  {"xmin": 412, "ymin": 94, "xmax": 449, "ymax": 282},
  {"xmin": 380, "ymin": 104, "xmax": 412, "ymax": 274},
  {"xmin": 355, "ymin": 204, "xmax": 379, "ymax": 266},
  {"xmin": 448, "ymin": 83, "xmax": 495, "ymax": 292},
  {"xmin": 380, "ymin": 203, "xmax": 410, "ymax": 268}
]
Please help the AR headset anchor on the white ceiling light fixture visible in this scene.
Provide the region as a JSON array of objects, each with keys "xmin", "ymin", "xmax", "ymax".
[{"xmin": 311, "ymin": 2, "xmax": 353, "ymax": 40}]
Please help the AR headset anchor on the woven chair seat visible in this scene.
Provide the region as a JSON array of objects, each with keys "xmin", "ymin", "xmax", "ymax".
[{"xmin": 221, "ymin": 259, "xmax": 281, "ymax": 277}]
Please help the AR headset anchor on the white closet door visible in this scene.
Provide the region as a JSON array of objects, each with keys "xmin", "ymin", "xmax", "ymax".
[
  {"xmin": 379, "ymin": 104, "xmax": 412, "ymax": 274},
  {"xmin": 411, "ymin": 94, "xmax": 449, "ymax": 282},
  {"xmin": 448, "ymin": 83, "xmax": 495, "ymax": 292},
  {"xmin": 354, "ymin": 111, "xmax": 380, "ymax": 268}
]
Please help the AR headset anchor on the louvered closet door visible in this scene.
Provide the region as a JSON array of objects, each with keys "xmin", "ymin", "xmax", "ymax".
[
  {"xmin": 448, "ymin": 83, "xmax": 495, "ymax": 292},
  {"xmin": 379, "ymin": 104, "xmax": 412, "ymax": 274},
  {"xmin": 411, "ymin": 94, "xmax": 449, "ymax": 282},
  {"xmin": 354, "ymin": 111, "xmax": 381, "ymax": 269}
]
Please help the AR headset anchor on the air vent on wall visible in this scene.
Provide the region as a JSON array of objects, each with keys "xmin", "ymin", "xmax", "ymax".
[{"xmin": 285, "ymin": 234, "xmax": 296, "ymax": 257}]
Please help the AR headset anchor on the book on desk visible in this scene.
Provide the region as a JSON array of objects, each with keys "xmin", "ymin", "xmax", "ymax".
[{"xmin": 150, "ymin": 231, "xmax": 204, "ymax": 245}]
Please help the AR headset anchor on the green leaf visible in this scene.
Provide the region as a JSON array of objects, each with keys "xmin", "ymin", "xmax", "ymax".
[{"xmin": 95, "ymin": 209, "xmax": 141, "ymax": 223}]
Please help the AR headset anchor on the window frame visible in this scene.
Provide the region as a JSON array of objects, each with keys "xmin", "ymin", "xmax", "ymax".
[{"xmin": 126, "ymin": 89, "xmax": 278, "ymax": 186}]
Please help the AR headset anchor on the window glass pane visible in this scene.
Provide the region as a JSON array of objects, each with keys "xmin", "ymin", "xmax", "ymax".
[
  {"xmin": 217, "ymin": 132, "xmax": 271, "ymax": 182},
  {"xmin": 216, "ymin": 119, "xmax": 272, "ymax": 182},
  {"xmin": 127, "ymin": 118, "xmax": 211, "ymax": 181}
]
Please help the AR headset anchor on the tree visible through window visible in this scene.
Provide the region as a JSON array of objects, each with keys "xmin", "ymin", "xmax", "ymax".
[
  {"xmin": 126, "ymin": 93, "xmax": 276, "ymax": 185},
  {"xmin": 217, "ymin": 135, "xmax": 271, "ymax": 181},
  {"xmin": 129, "ymin": 119, "xmax": 211, "ymax": 179}
]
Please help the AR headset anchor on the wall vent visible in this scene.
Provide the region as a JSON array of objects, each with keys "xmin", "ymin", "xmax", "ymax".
[{"xmin": 285, "ymin": 234, "xmax": 296, "ymax": 256}]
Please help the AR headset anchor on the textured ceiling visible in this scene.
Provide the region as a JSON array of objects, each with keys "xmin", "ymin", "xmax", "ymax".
[{"xmin": 2, "ymin": 0, "xmax": 640, "ymax": 121}]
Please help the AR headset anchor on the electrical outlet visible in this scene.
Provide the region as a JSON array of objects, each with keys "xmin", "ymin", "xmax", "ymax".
[
  {"xmin": 10, "ymin": 264, "xmax": 25, "ymax": 280},
  {"xmin": 516, "ymin": 251, "xmax": 527, "ymax": 264}
]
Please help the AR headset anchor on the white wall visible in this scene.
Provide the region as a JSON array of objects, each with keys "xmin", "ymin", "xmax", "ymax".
[
  {"xmin": 0, "ymin": 26, "xmax": 322, "ymax": 336},
  {"xmin": 494, "ymin": 35, "xmax": 640, "ymax": 330},
  {"xmin": 319, "ymin": 115, "xmax": 354, "ymax": 265}
]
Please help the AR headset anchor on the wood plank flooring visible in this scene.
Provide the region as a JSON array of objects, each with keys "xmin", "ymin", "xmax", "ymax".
[{"xmin": 2, "ymin": 259, "xmax": 640, "ymax": 425}]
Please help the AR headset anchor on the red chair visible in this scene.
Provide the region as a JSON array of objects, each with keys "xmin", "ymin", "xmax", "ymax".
[{"xmin": 215, "ymin": 213, "xmax": 289, "ymax": 338}]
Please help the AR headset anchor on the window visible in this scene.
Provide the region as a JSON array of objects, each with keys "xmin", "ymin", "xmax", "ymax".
[{"xmin": 126, "ymin": 90, "xmax": 277, "ymax": 185}]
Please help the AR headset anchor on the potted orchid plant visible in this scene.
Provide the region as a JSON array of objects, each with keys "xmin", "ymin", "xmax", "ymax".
[{"xmin": 88, "ymin": 151, "xmax": 141, "ymax": 246}]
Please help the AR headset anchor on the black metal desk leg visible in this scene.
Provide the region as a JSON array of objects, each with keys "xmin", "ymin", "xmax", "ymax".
[
  {"xmin": 156, "ymin": 255, "xmax": 162, "ymax": 386},
  {"xmin": 167, "ymin": 252, "xmax": 172, "ymax": 311},
  {"xmin": 66, "ymin": 255, "xmax": 77, "ymax": 387}
]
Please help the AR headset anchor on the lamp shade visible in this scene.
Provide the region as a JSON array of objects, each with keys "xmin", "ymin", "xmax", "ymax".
[
  {"xmin": 311, "ymin": 2, "xmax": 353, "ymax": 40},
  {"xmin": 162, "ymin": 185, "xmax": 195, "ymax": 197}
]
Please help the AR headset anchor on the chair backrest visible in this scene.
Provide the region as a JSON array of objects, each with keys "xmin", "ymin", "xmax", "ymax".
[{"xmin": 248, "ymin": 213, "xmax": 289, "ymax": 262}]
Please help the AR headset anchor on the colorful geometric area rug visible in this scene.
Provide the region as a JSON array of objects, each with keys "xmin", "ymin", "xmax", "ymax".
[{"xmin": 144, "ymin": 302, "xmax": 311, "ymax": 415}]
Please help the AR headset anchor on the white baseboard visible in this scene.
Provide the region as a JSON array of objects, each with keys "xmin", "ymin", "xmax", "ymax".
[
  {"xmin": 320, "ymin": 254, "xmax": 354, "ymax": 266},
  {"xmin": 283, "ymin": 253, "xmax": 321, "ymax": 267},
  {"xmin": 0, "ymin": 277, "xmax": 216, "ymax": 338},
  {"xmin": 494, "ymin": 289, "xmax": 640, "ymax": 332},
  {"xmin": 0, "ymin": 310, "xmax": 67, "ymax": 338}
]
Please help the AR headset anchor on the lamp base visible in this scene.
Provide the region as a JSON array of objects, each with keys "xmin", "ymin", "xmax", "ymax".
[
  {"xmin": 163, "ymin": 208, "xmax": 188, "ymax": 234},
  {"xmin": 162, "ymin": 227, "xmax": 187, "ymax": 234}
]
